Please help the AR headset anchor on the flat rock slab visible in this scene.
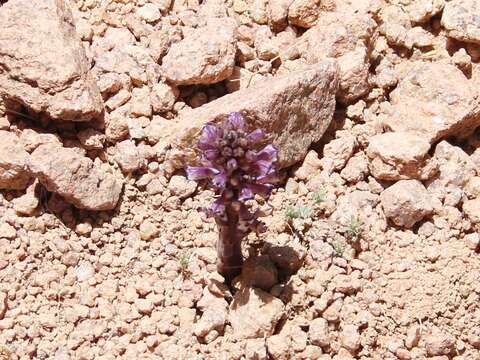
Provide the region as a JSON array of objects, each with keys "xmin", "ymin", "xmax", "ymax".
[
  {"xmin": 442, "ymin": 0, "xmax": 480, "ymax": 44},
  {"xmin": 384, "ymin": 61, "xmax": 480, "ymax": 143},
  {"xmin": 168, "ymin": 59, "xmax": 339, "ymax": 168},
  {"xmin": 0, "ymin": 0, "xmax": 103, "ymax": 121},
  {"xmin": 29, "ymin": 144, "xmax": 123, "ymax": 211}
]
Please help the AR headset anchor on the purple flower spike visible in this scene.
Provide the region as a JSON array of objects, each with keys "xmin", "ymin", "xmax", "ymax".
[{"xmin": 185, "ymin": 112, "xmax": 280, "ymax": 281}]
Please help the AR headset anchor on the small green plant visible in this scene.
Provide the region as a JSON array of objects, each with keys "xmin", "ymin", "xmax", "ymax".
[
  {"xmin": 313, "ymin": 188, "xmax": 327, "ymax": 204},
  {"xmin": 332, "ymin": 239, "xmax": 346, "ymax": 257},
  {"xmin": 345, "ymin": 216, "xmax": 363, "ymax": 242},
  {"xmin": 285, "ymin": 205, "xmax": 312, "ymax": 220},
  {"xmin": 176, "ymin": 251, "xmax": 191, "ymax": 276}
]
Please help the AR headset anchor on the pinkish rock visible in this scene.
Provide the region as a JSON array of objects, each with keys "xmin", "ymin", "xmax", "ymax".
[
  {"xmin": 161, "ymin": 18, "xmax": 237, "ymax": 85},
  {"xmin": 288, "ymin": 0, "xmax": 320, "ymax": 29},
  {"xmin": 336, "ymin": 46, "xmax": 370, "ymax": 104},
  {"xmin": 12, "ymin": 180, "xmax": 39, "ymax": 215},
  {"xmin": 425, "ymin": 331, "xmax": 455, "ymax": 356},
  {"xmin": 367, "ymin": 132, "xmax": 437, "ymax": 181},
  {"xmin": 0, "ymin": 292, "xmax": 7, "ymax": 320},
  {"xmin": 380, "ymin": 180, "xmax": 433, "ymax": 228},
  {"xmin": 309, "ymin": 317, "xmax": 330, "ymax": 347},
  {"xmin": 167, "ymin": 60, "xmax": 338, "ymax": 168},
  {"xmin": 384, "ymin": 62, "xmax": 480, "ymax": 143},
  {"xmin": 29, "ymin": 144, "xmax": 123, "ymax": 210},
  {"xmin": 229, "ymin": 287, "xmax": 284, "ymax": 339},
  {"xmin": 297, "ymin": 10, "xmax": 375, "ymax": 104},
  {"xmin": 340, "ymin": 324, "xmax": 361, "ymax": 353},
  {"xmin": 0, "ymin": 130, "xmax": 31, "ymax": 190},
  {"xmin": 0, "ymin": 0, "xmax": 103, "ymax": 121},
  {"xmin": 113, "ymin": 140, "xmax": 148, "ymax": 173},
  {"xmin": 442, "ymin": 0, "xmax": 480, "ymax": 44}
]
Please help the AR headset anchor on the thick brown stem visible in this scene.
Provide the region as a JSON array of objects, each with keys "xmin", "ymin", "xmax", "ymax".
[{"xmin": 216, "ymin": 206, "xmax": 244, "ymax": 282}]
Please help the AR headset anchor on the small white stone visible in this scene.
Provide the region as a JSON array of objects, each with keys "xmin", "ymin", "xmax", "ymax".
[{"xmin": 137, "ymin": 4, "xmax": 161, "ymax": 23}]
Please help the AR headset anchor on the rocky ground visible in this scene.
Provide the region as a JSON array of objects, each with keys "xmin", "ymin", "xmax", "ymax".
[{"xmin": 0, "ymin": 0, "xmax": 480, "ymax": 359}]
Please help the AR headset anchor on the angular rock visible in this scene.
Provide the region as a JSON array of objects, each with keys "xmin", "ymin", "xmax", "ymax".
[
  {"xmin": 269, "ymin": 0, "xmax": 293, "ymax": 31},
  {"xmin": 77, "ymin": 129, "xmax": 105, "ymax": 150},
  {"xmin": 20, "ymin": 129, "xmax": 62, "ymax": 154},
  {"xmin": 150, "ymin": 82, "xmax": 179, "ymax": 113},
  {"xmin": 161, "ymin": 18, "xmax": 237, "ymax": 85},
  {"xmin": 168, "ymin": 175, "xmax": 197, "ymax": 199},
  {"xmin": 463, "ymin": 199, "xmax": 480, "ymax": 224},
  {"xmin": 384, "ymin": 62, "xmax": 480, "ymax": 143},
  {"xmin": 297, "ymin": 11, "xmax": 375, "ymax": 104},
  {"xmin": 12, "ymin": 180, "xmax": 39, "ymax": 215},
  {"xmin": 0, "ymin": 0, "xmax": 103, "ymax": 121},
  {"xmin": 195, "ymin": 288, "xmax": 229, "ymax": 338},
  {"xmin": 167, "ymin": 60, "xmax": 339, "ymax": 168},
  {"xmin": 0, "ymin": 223, "xmax": 16, "ymax": 240},
  {"xmin": 0, "ymin": 130, "xmax": 31, "ymax": 189},
  {"xmin": 403, "ymin": 0, "xmax": 445, "ymax": 23},
  {"xmin": 298, "ymin": 11, "xmax": 376, "ymax": 62},
  {"xmin": 337, "ymin": 46, "xmax": 370, "ymax": 104},
  {"xmin": 229, "ymin": 287, "xmax": 284, "ymax": 339},
  {"xmin": 323, "ymin": 135, "xmax": 356, "ymax": 171},
  {"xmin": 380, "ymin": 180, "xmax": 433, "ymax": 228},
  {"xmin": 367, "ymin": 132, "xmax": 437, "ymax": 181},
  {"xmin": 309, "ymin": 318, "xmax": 329, "ymax": 347},
  {"xmin": 341, "ymin": 325, "xmax": 361, "ymax": 353},
  {"xmin": 113, "ymin": 140, "xmax": 148, "ymax": 173},
  {"xmin": 433, "ymin": 141, "xmax": 477, "ymax": 187},
  {"xmin": 288, "ymin": 0, "xmax": 320, "ymax": 29},
  {"xmin": 442, "ymin": 0, "xmax": 480, "ymax": 44},
  {"xmin": 425, "ymin": 331, "xmax": 455, "ymax": 356},
  {"xmin": 379, "ymin": 4, "xmax": 412, "ymax": 47},
  {"xmin": 29, "ymin": 144, "xmax": 123, "ymax": 210}
]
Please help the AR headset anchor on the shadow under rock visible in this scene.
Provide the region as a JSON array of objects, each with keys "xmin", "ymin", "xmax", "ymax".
[{"xmin": 229, "ymin": 240, "xmax": 305, "ymax": 308}]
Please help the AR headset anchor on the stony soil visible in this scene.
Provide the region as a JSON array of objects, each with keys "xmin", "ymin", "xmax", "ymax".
[{"xmin": 0, "ymin": 0, "xmax": 480, "ymax": 359}]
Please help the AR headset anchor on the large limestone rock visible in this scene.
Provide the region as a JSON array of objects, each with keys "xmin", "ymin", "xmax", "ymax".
[
  {"xmin": 29, "ymin": 144, "xmax": 123, "ymax": 211},
  {"xmin": 161, "ymin": 18, "xmax": 237, "ymax": 85},
  {"xmin": 0, "ymin": 130, "xmax": 31, "ymax": 190},
  {"xmin": 442, "ymin": 0, "xmax": 480, "ymax": 44},
  {"xmin": 168, "ymin": 60, "xmax": 339, "ymax": 168},
  {"xmin": 384, "ymin": 62, "xmax": 480, "ymax": 143},
  {"xmin": 0, "ymin": 0, "xmax": 103, "ymax": 121},
  {"xmin": 380, "ymin": 180, "xmax": 433, "ymax": 228},
  {"xmin": 367, "ymin": 132, "xmax": 437, "ymax": 181},
  {"xmin": 229, "ymin": 287, "xmax": 284, "ymax": 339}
]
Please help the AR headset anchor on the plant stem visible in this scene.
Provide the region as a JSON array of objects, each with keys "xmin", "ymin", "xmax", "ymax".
[{"xmin": 216, "ymin": 206, "xmax": 244, "ymax": 281}]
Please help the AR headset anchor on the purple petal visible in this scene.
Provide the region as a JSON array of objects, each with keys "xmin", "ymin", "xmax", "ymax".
[
  {"xmin": 256, "ymin": 144, "xmax": 278, "ymax": 162},
  {"xmin": 212, "ymin": 172, "xmax": 227, "ymax": 189},
  {"xmin": 251, "ymin": 160, "xmax": 273, "ymax": 176},
  {"xmin": 239, "ymin": 186, "xmax": 254, "ymax": 201},
  {"xmin": 203, "ymin": 148, "xmax": 220, "ymax": 160},
  {"xmin": 185, "ymin": 166, "xmax": 220, "ymax": 181},
  {"xmin": 206, "ymin": 199, "xmax": 225, "ymax": 217},
  {"xmin": 256, "ymin": 169, "xmax": 281, "ymax": 184},
  {"xmin": 239, "ymin": 183, "xmax": 273, "ymax": 201},
  {"xmin": 246, "ymin": 129, "xmax": 265, "ymax": 143},
  {"xmin": 226, "ymin": 158, "xmax": 238, "ymax": 171},
  {"xmin": 226, "ymin": 112, "xmax": 245, "ymax": 130},
  {"xmin": 199, "ymin": 123, "xmax": 222, "ymax": 147}
]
